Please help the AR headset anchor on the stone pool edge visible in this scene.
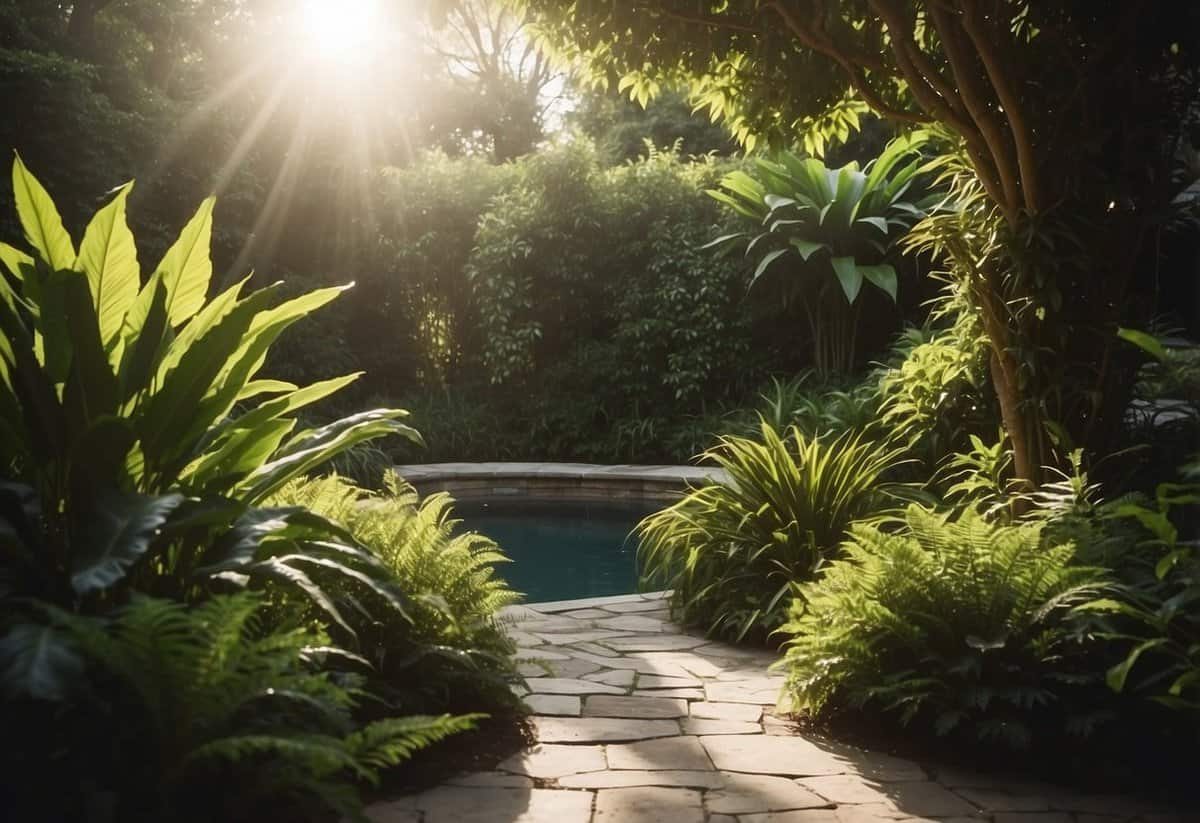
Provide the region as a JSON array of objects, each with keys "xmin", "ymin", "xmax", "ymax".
[{"xmin": 395, "ymin": 462, "xmax": 728, "ymax": 504}]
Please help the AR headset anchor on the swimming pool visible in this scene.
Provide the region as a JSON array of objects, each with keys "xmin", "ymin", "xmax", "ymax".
[{"xmin": 453, "ymin": 499, "xmax": 658, "ymax": 603}]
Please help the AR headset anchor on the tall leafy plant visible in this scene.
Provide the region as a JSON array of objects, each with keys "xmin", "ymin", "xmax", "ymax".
[
  {"xmin": 778, "ymin": 506, "xmax": 1108, "ymax": 749},
  {"xmin": 637, "ymin": 421, "xmax": 909, "ymax": 642},
  {"xmin": 706, "ymin": 133, "xmax": 935, "ymax": 374},
  {"xmin": 0, "ymin": 157, "xmax": 417, "ymax": 631}
]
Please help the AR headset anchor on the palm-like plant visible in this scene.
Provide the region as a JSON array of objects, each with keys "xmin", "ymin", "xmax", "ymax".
[
  {"xmin": 778, "ymin": 505, "xmax": 1108, "ymax": 749},
  {"xmin": 2, "ymin": 593, "xmax": 476, "ymax": 822},
  {"xmin": 637, "ymin": 421, "xmax": 909, "ymax": 642},
  {"xmin": 0, "ymin": 157, "xmax": 417, "ymax": 630},
  {"xmin": 706, "ymin": 133, "xmax": 936, "ymax": 374}
]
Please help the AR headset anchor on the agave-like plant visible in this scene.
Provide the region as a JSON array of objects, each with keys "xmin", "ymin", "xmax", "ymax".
[
  {"xmin": 0, "ymin": 157, "xmax": 417, "ymax": 633},
  {"xmin": 706, "ymin": 133, "xmax": 936, "ymax": 374},
  {"xmin": 637, "ymin": 421, "xmax": 910, "ymax": 642}
]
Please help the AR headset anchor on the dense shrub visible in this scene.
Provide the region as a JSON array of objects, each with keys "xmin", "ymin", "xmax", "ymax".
[
  {"xmin": 637, "ymin": 422, "xmax": 909, "ymax": 642},
  {"xmin": 270, "ymin": 472, "xmax": 520, "ymax": 711},
  {"xmin": 2, "ymin": 594, "xmax": 474, "ymax": 822},
  {"xmin": 778, "ymin": 505, "xmax": 1108, "ymax": 750}
]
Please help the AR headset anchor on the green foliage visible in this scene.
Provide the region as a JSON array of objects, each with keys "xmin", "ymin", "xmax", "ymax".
[
  {"xmin": 1078, "ymin": 485, "xmax": 1200, "ymax": 714},
  {"xmin": 269, "ymin": 472, "xmax": 520, "ymax": 710},
  {"xmin": 0, "ymin": 159, "xmax": 416, "ymax": 631},
  {"xmin": 778, "ymin": 506, "xmax": 1108, "ymax": 749},
  {"xmin": 0, "ymin": 592, "xmax": 475, "ymax": 822},
  {"xmin": 637, "ymin": 422, "xmax": 909, "ymax": 642},
  {"xmin": 705, "ymin": 134, "xmax": 935, "ymax": 374}
]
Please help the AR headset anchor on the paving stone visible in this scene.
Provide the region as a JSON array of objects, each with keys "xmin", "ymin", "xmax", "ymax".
[
  {"xmin": 593, "ymin": 786, "xmax": 704, "ymax": 822},
  {"xmin": 607, "ymin": 736, "xmax": 713, "ymax": 771},
  {"xmin": 829, "ymin": 806, "xmax": 915, "ymax": 822},
  {"xmin": 631, "ymin": 651, "xmax": 725, "ymax": 677},
  {"xmin": 573, "ymin": 641, "xmax": 621, "ymax": 656},
  {"xmin": 705, "ymin": 678, "xmax": 784, "ymax": 705},
  {"xmin": 819, "ymin": 744, "xmax": 927, "ymax": 783},
  {"xmin": 558, "ymin": 770, "xmax": 726, "ymax": 789},
  {"xmin": 536, "ymin": 630, "xmax": 633, "ymax": 645},
  {"xmin": 510, "ymin": 682, "xmax": 530, "ymax": 697},
  {"xmin": 993, "ymin": 814, "xmax": 1072, "ymax": 823},
  {"xmin": 709, "ymin": 816, "xmax": 738, "ymax": 823},
  {"xmin": 696, "ymin": 642, "xmax": 777, "ymax": 659},
  {"xmin": 958, "ymin": 787, "xmax": 1050, "ymax": 812},
  {"xmin": 715, "ymin": 668, "xmax": 785, "ymax": 681},
  {"xmin": 595, "ymin": 615, "xmax": 672, "ymax": 632},
  {"xmin": 700, "ymin": 735, "xmax": 845, "ymax": 776},
  {"xmin": 1043, "ymin": 794, "xmax": 1169, "ymax": 816},
  {"xmin": 508, "ymin": 631, "xmax": 544, "ymax": 646},
  {"xmin": 763, "ymin": 713, "xmax": 802, "ymax": 736},
  {"xmin": 401, "ymin": 786, "xmax": 594, "ymax": 822},
  {"xmin": 680, "ymin": 717, "xmax": 762, "ymax": 735},
  {"xmin": 497, "ymin": 743, "xmax": 606, "ymax": 779},
  {"xmin": 706, "ymin": 773, "xmax": 831, "ymax": 814},
  {"xmin": 523, "ymin": 677, "xmax": 625, "ymax": 695},
  {"xmin": 835, "ymin": 780, "xmax": 978, "ymax": 817},
  {"xmin": 518, "ymin": 662, "xmax": 552, "ymax": 677},
  {"xmin": 690, "ymin": 701, "xmax": 762, "ymax": 722},
  {"xmin": 800, "ymin": 775, "xmax": 895, "ymax": 805},
  {"xmin": 572, "ymin": 650, "xmax": 695, "ymax": 678},
  {"xmin": 634, "ymin": 687, "xmax": 705, "ymax": 700},
  {"xmin": 636, "ymin": 673, "xmax": 704, "ymax": 689},
  {"xmin": 365, "ymin": 800, "xmax": 421, "ymax": 823},
  {"xmin": 445, "ymin": 771, "xmax": 535, "ymax": 788},
  {"xmin": 516, "ymin": 646, "xmax": 570, "ymax": 661},
  {"xmin": 545, "ymin": 657, "xmax": 605, "ymax": 678},
  {"xmin": 584, "ymin": 668, "xmax": 637, "ymax": 687},
  {"xmin": 524, "ymin": 694, "xmax": 581, "ymax": 716},
  {"xmin": 531, "ymin": 715, "xmax": 680, "ymax": 743},
  {"xmin": 561, "ymin": 608, "xmax": 612, "ymax": 618},
  {"xmin": 601, "ymin": 598, "xmax": 674, "ymax": 613},
  {"xmin": 742, "ymin": 811, "xmax": 839, "ymax": 823},
  {"xmin": 604, "ymin": 634, "xmax": 709, "ymax": 652},
  {"xmin": 584, "ymin": 694, "xmax": 688, "ymax": 718}
]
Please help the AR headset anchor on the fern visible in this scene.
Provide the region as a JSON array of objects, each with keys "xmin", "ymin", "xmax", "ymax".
[
  {"xmin": 777, "ymin": 505, "xmax": 1109, "ymax": 749},
  {"xmin": 270, "ymin": 472, "xmax": 520, "ymax": 708},
  {"xmin": 21, "ymin": 593, "xmax": 475, "ymax": 822}
]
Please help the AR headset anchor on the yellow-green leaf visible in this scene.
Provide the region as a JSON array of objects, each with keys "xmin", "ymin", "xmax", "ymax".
[
  {"xmin": 12, "ymin": 155, "xmax": 75, "ymax": 271},
  {"xmin": 155, "ymin": 196, "xmax": 215, "ymax": 327},
  {"xmin": 76, "ymin": 182, "xmax": 139, "ymax": 345}
]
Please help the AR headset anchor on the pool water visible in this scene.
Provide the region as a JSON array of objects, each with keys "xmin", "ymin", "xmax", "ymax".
[{"xmin": 454, "ymin": 499, "xmax": 657, "ymax": 603}]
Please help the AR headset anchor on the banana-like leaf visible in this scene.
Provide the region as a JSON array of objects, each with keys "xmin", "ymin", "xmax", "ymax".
[
  {"xmin": 239, "ymin": 410, "xmax": 419, "ymax": 504},
  {"xmin": 156, "ymin": 196, "xmax": 215, "ymax": 327},
  {"xmin": 789, "ymin": 238, "xmax": 827, "ymax": 262},
  {"xmin": 0, "ymin": 622, "xmax": 83, "ymax": 701},
  {"xmin": 69, "ymin": 491, "xmax": 186, "ymax": 595},
  {"xmin": 75, "ymin": 182, "xmax": 139, "ymax": 345},
  {"xmin": 750, "ymin": 248, "xmax": 789, "ymax": 286},
  {"xmin": 12, "ymin": 155, "xmax": 75, "ymax": 271},
  {"xmin": 831, "ymin": 257, "xmax": 863, "ymax": 303},
  {"xmin": 859, "ymin": 264, "xmax": 899, "ymax": 301},
  {"xmin": 117, "ymin": 278, "xmax": 170, "ymax": 406},
  {"xmin": 0, "ymin": 242, "xmax": 34, "ymax": 283},
  {"xmin": 62, "ymin": 272, "xmax": 119, "ymax": 431},
  {"xmin": 150, "ymin": 274, "xmax": 251, "ymax": 386}
]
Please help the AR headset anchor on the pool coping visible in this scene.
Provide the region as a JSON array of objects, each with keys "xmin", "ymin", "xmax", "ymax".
[{"xmin": 395, "ymin": 462, "xmax": 727, "ymax": 503}]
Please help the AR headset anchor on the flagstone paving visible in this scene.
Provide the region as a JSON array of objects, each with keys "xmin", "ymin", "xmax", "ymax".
[{"xmin": 367, "ymin": 592, "xmax": 1193, "ymax": 823}]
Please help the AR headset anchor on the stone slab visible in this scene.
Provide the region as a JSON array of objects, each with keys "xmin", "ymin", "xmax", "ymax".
[
  {"xmin": 680, "ymin": 717, "xmax": 762, "ymax": 735},
  {"xmin": 523, "ymin": 677, "xmax": 625, "ymax": 695},
  {"xmin": 583, "ymin": 695, "xmax": 688, "ymax": 719},
  {"xmin": 396, "ymin": 786, "xmax": 594, "ymax": 823},
  {"xmin": 497, "ymin": 743, "xmax": 606, "ymax": 779},
  {"xmin": 607, "ymin": 736, "xmax": 713, "ymax": 771},
  {"xmin": 706, "ymin": 773, "xmax": 832, "ymax": 814},
  {"xmin": 700, "ymin": 735, "xmax": 845, "ymax": 776},
  {"xmin": 593, "ymin": 786, "xmax": 704, "ymax": 823},
  {"xmin": 604, "ymin": 634, "xmax": 708, "ymax": 652},
  {"xmin": 689, "ymin": 701, "xmax": 762, "ymax": 722},
  {"xmin": 531, "ymin": 716, "xmax": 679, "ymax": 743},
  {"xmin": 524, "ymin": 694, "xmax": 581, "ymax": 716},
  {"xmin": 584, "ymin": 669, "xmax": 637, "ymax": 688},
  {"xmin": 445, "ymin": 771, "xmax": 535, "ymax": 788},
  {"xmin": 558, "ymin": 770, "xmax": 725, "ymax": 789}
]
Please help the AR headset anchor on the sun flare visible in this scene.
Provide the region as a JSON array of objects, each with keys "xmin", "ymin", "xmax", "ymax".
[{"xmin": 296, "ymin": 0, "xmax": 381, "ymax": 68}]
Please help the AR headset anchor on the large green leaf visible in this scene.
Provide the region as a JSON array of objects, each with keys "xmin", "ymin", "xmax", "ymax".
[
  {"xmin": 859, "ymin": 264, "xmax": 898, "ymax": 301},
  {"xmin": 70, "ymin": 491, "xmax": 186, "ymax": 594},
  {"xmin": 61, "ymin": 271, "xmax": 119, "ymax": 431},
  {"xmin": 238, "ymin": 409, "xmax": 419, "ymax": 504},
  {"xmin": 0, "ymin": 242, "xmax": 34, "ymax": 283},
  {"xmin": 830, "ymin": 257, "xmax": 863, "ymax": 303},
  {"xmin": 788, "ymin": 237, "xmax": 828, "ymax": 262},
  {"xmin": 12, "ymin": 155, "xmax": 75, "ymax": 271},
  {"xmin": 75, "ymin": 182, "xmax": 139, "ymax": 345},
  {"xmin": 750, "ymin": 248, "xmax": 789, "ymax": 286},
  {"xmin": 149, "ymin": 274, "xmax": 250, "ymax": 386},
  {"xmin": 155, "ymin": 196, "xmax": 215, "ymax": 327},
  {"xmin": 117, "ymin": 278, "xmax": 170, "ymax": 406},
  {"xmin": 0, "ymin": 622, "xmax": 83, "ymax": 701}
]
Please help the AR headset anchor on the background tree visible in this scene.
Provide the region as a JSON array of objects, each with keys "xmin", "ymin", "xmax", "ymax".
[{"xmin": 526, "ymin": 0, "xmax": 1200, "ymax": 488}]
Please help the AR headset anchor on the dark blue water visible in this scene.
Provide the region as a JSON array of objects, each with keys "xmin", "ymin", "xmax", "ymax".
[{"xmin": 454, "ymin": 499, "xmax": 656, "ymax": 603}]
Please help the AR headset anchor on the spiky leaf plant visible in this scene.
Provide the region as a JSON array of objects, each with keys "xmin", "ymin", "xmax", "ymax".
[
  {"xmin": 270, "ymin": 471, "xmax": 520, "ymax": 709},
  {"xmin": 1, "ymin": 592, "xmax": 476, "ymax": 823},
  {"xmin": 637, "ymin": 421, "xmax": 909, "ymax": 642},
  {"xmin": 778, "ymin": 505, "xmax": 1108, "ymax": 749},
  {"xmin": 0, "ymin": 157, "xmax": 418, "ymax": 627}
]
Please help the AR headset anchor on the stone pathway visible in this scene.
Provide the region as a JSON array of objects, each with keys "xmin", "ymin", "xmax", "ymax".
[{"xmin": 367, "ymin": 592, "xmax": 1190, "ymax": 823}]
